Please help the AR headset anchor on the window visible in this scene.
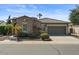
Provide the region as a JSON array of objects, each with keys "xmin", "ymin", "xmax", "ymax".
[{"xmin": 22, "ymin": 24, "xmax": 27, "ymax": 32}]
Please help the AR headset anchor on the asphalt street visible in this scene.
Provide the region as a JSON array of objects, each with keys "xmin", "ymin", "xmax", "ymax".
[{"xmin": 0, "ymin": 44, "xmax": 79, "ymax": 55}]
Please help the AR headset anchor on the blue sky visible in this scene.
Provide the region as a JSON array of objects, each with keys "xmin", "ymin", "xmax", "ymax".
[{"xmin": 0, "ymin": 4, "xmax": 78, "ymax": 21}]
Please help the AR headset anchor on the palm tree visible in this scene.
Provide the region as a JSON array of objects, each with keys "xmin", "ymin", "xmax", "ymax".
[
  {"xmin": 12, "ymin": 23, "xmax": 21, "ymax": 36},
  {"xmin": 37, "ymin": 13, "xmax": 42, "ymax": 19}
]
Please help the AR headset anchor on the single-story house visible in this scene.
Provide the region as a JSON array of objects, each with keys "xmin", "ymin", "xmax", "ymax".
[{"xmin": 11, "ymin": 16, "xmax": 69, "ymax": 36}]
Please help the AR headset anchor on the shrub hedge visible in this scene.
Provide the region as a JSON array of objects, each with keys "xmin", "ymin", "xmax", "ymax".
[
  {"xmin": 40, "ymin": 31, "xmax": 51, "ymax": 41},
  {"xmin": 0, "ymin": 24, "xmax": 13, "ymax": 35}
]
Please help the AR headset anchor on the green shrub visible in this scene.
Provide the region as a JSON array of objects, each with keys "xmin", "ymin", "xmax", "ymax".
[
  {"xmin": 0, "ymin": 24, "xmax": 13, "ymax": 35},
  {"xmin": 40, "ymin": 32, "xmax": 50, "ymax": 41},
  {"xmin": 0, "ymin": 26, "xmax": 6, "ymax": 35},
  {"xmin": 5, "ymin": 24, "xmax": 13, "ymax": 35}
]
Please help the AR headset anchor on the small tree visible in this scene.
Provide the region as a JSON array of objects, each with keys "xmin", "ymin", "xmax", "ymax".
[
  {"xmin": 6, "ymin": 15, "xmax": 11, "ymax": 24},
  {"xmin": 12, "ymin": 23, "xmax": 22, "ymax": 36},
  {"xmin": 69, "ymin": 6, "xmax": 79, "ymax": 25}
]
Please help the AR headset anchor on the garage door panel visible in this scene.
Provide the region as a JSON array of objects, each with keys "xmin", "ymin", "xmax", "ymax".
[{"xmin": 48, "ymin": 26, "xmax": 66, "ymax": 36}]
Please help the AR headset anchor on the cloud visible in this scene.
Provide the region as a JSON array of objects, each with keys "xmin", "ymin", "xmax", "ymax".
[
  {"xmin": 0, "ymin": 4, "xmax": 70, "ymax": 21},
  {"xmin": 48, "ymin": 14, "xmax": 69, "ymax": 21},
  {"xmin": 41, "ymin": 9, "xmax": 70, "ymax": 21},
  {"xmin": 5, "ymin": 4, "xmax": 38, "ymax": 13},
  {"xmin": 28, "ymin": 4, "xmax": 37, "ymax": 9},
  {"xmin": 15, "ymin": 4, "xmax": 26, "ymax": 8},
  {"xmin": 5, "ymin": 4, "xmax": 43, "ymax": 18},
  {"xmin": 6, "ymin": 8, "xmax": 31, "ymax": 13}
]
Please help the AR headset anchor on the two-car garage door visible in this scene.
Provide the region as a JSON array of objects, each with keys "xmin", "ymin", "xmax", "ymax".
[{"xmin": 48, "ymin": 26, "xmax": 66, "ymax": 36}]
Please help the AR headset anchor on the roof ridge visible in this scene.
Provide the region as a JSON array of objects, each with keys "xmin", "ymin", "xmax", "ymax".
[
  {"xmin": 10, "ymin": 15, "xmax": 31, "ymax": 20},
  {"xmin": 40, "ymin": 18, "xmax": 68, "ymax": 22}
]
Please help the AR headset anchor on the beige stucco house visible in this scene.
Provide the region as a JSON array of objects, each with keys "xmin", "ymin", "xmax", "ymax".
[{"xmin": 11, "ymin": 16, "xmax": 69, "ymax": 36}]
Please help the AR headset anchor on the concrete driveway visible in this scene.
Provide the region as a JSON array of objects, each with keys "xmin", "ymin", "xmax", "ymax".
[
  {"xmin": 50, "ymin": 36, "xmax": 79, "ymax": 44},
  {"xmin": 0, "ymin": 36, "xmax": 79, "ymax": 55}
]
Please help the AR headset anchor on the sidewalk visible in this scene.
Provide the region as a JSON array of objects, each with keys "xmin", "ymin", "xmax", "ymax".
[{"xmin": 0, "ymin": 36, "xmax": 79, "ymax": 44}]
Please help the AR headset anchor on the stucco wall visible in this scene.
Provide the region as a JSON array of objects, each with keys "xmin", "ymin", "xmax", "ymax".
[
  {"xmin": 73, "ymin": 25, "xmax": 79, "ymax": 36},
  {"xmin": 12, "ymin": 16, "xmax": 42, "ymax": 34},
  {"xmin": 12, "ymin": 17, "xmax": 34, "ymax": 34}
]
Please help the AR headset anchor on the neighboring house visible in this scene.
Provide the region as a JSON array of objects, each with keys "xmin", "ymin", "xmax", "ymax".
[
  {"xmin": 39, "ymin": 18, "xmax": 69, "ymax": 36},
  {"xmin": 69, "ymin": 23, "xmax": 79, "ymax": 36},
  {"xmin": 0, "ymin": 20, "xmax": 6, "ymax": 25},
  {"xmin": 11, "ymin": 16, "xmax": 69, "ymax": 36},
  {"xmin": 0, "ymin": 20, "xmax": 5, "ymax": 24},
  {"xmin": 11, "ymin": 16, "xmax": 41, "ymax": 35}
]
